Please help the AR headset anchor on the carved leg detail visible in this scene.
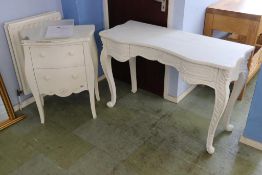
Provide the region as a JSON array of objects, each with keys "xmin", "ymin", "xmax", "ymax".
[
  {"xmin": 101, "ymin": 49, "xmax": 117, "ymax": 108},
  {"xmin": 207, "ymin": 73, "xmax": 230, "ymax": 154},
  {"xmin": 223, "ymin": 72, "xmax": 248, "ymax": 131},
  {"xmin": 129, "ymin": 57, "xmax": 137, "ymax": 93}
]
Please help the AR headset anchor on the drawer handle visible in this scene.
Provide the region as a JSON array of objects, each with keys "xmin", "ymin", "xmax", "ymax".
[
  {"xmin": 72, "ymin": 74, "xmax": 79, "ymax": 79},
  {"xmin": 68, "ymin": 52, "xmax": 74, "ymax": 56},
  {"xmin": 43, "ymin": 76, "xmax": 50, "ymax": 81},
  {"xmin": 39, "ymin": 53, "xmax": 45, "ymax": 58}
]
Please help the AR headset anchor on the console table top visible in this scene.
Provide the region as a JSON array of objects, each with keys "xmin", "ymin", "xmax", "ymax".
[{"xmin": 100, "ymin": 21, "xmax": 254, "ymax": 70}]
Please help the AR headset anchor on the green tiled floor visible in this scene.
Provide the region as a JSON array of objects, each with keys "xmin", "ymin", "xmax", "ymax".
[{"xmin": 0, "ymin": 78, "xmax": 261, "ymax": 175}]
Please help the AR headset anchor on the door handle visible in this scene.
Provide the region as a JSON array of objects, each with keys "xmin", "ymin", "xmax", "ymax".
[{"xmin": 154, "ymin": 0, "xmax": 167, "ymax": 12}]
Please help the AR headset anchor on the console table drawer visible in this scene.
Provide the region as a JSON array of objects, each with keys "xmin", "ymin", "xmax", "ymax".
[
  {"xmin": 130, "ymin": 45, "xmax": 162, "ymax": 60},
  {"xmin": 106, "ymin": 40, "xmax": 130, "ymax": 61},
  {"xmin": 35, "ymin": 67, "xmax": 87, "ymax": 96},
  {"xmin": 31, "ymin": 45, "xmax": 85, "ymax": 68},
  {"xmin": 181, "ymin": 62, "xmax": 218, "ymax": 81}
]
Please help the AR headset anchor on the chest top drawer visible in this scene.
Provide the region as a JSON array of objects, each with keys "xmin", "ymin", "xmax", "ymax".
[{"xmin": 30, "ymin": 44, "xmax": 85, "ymax": 68}]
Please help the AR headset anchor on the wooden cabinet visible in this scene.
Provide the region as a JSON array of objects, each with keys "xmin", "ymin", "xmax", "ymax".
[{"xmin": 204, "ymin": 0, "xmax": 262, "ymax": 85}]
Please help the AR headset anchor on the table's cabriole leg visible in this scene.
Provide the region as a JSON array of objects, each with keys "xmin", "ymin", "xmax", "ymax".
[
  {"xmin": 223, "ymin": 71, "xmax": 248, "ymax": 131},
  {"xmin": 129, "ymin": 57, "xmax": 137, "ymax": 93},
  {"xmin": 207, "ymin": 70, "xmax": 230, "ymax": 154},
  {"xmin": 101, "ymin": 49, "xmax": 117, "ymax": 108}
]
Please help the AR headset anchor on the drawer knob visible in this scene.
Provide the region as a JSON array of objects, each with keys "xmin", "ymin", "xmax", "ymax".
[
  {"xmin": 72, "ymin": 74, "xmax": 79, "ymax": 79},
  {"xmin": 68, "ymin": 52, "xmax": 74, "ymax": 56},
  {"xmin": 39, "ymin": 53, "xmax": 45, "ymax": 58},
  {"xmin": 43, "ymin": 76, "xmax": 50, "ymax": 81}
]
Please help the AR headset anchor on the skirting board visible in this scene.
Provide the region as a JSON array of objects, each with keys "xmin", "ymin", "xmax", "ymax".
[
  {"xmin": 164, "ymin": 85, "xmax": 196, "ymax": 104},
  {"xmin": 13, "ymin": 96, "xmax": 35, "ymax": 112},
  {"xmin": 13, "ymin": 75, "xmax": 106, "ymax": 111},
  {"xmin": 240, "ymin": 136, "xmax": 262, "ymax": 151}
]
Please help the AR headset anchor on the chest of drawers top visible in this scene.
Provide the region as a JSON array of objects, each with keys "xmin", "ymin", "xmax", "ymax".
[
  {"xmin": 21, "ymin": 25, "xmax": 95, "ymax": 69},
  {"xmin": 21, "ymin": 25, "xmax": 95, "ymax": 45}
]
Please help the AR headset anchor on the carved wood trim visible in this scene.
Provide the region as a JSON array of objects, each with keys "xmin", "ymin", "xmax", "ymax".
[{"xmin": 0, "ymin": 74, "xmax": 25, "ymax": 130}]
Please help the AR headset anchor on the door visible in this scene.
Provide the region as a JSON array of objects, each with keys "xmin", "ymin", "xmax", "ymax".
[{"xmin": 108, "ymin": 0, "xmax": 169, "ymax": 96}]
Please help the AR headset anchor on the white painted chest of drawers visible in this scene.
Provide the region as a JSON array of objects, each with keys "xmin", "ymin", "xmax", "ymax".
[{"xmin": 22, "ymin": 25, "xmax": 100, "ymax": 123}]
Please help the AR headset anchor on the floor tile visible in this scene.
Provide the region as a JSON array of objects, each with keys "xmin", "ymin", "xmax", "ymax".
[
  {"xmin": 67, "ymin": 147, "xmax": 118, "ymax": 175},
  {"xmin": 74, "ymin": 118, "xmax": 143, "ymax": 161},
  {"xmin": 107, "ymin": 162, "xmax": 140, "ymax": 175},
  {"xmin": 10, "ymin": 154, "xmax": 66, "ymax": 175},
  {"xmin": 24, "ymin": 122, "xmax": 93, "ymax": 169}
]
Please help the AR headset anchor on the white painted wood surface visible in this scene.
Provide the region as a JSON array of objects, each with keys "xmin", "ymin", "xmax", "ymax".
[
  {"xmin": 100, "ymin": 21, "xmax": 254, "ymax": 154},
  {"xmin": 22, "ymin": 25, "xmax": 100, "ymax": 123},
  {"xmin": 101, "ymin": 21, "xmax": 253, "ymax": 70},
  {"xmin": 4, "ymin": 11, "xmax": 62, "ymax": 95}
]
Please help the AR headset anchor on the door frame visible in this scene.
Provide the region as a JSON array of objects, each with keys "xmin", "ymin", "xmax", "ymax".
[
  {"xmin": 102, "ymin": 0, "xmax": 196, "ymax": 103},
  {"xmin": 102, "ymin": 0, "xmax": 175, "ymax": 29},
  {"xmin": 103, "ymin": 0, "xmax": 110, "ymax": 29}
]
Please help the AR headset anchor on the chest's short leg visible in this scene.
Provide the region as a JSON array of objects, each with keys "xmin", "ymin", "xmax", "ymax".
[{"xmin": 129, "ymin": 57, "xmax": 137, "ymax": 93}]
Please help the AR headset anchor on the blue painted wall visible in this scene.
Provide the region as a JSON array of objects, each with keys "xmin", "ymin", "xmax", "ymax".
[
  {"xmin": 61, "ymin": 0, "xmax": 79, "ymax": 24},
  {"xmin": 183, "ymin": 0, "xmax": 217, "ymax": 34},
  {"xmin": 243, "ymin": 67, "xmax": 262, "ymax": 142},
  {"xmin": 61, "ymin": 0, "xmax": 104, "ymax": 76},
  {"xmin": 168, "ymin": 0, "xmax": 217, "ymax": 97},
  {"xmin": 0, "ymin": 0, "xmax": 62, "ymax": 105}
]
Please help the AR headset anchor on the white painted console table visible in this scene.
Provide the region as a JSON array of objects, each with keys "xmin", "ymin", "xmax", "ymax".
[{"xmin": 100, "ymin": 21, "xmax": 254, "ymax": 154}]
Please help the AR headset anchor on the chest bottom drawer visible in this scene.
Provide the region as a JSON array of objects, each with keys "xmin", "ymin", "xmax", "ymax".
[{"xmin": 35, "ymin": 67, "xmax": 87, "ymax": 97}]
